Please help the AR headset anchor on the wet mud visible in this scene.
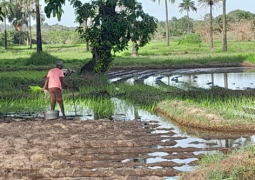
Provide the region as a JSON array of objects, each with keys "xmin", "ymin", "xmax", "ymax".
[{"xmin": 0, "ymin": 118, "xmax": 234, "ymax": 180}]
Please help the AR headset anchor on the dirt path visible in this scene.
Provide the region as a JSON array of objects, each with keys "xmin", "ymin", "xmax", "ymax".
[{"xmin": 0, "ymin": 118, "xmax": 233, "ymax": 180}]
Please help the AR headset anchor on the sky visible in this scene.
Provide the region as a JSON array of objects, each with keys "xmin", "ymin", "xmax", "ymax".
[{"xmin": 40, "ymin": 0, "xmax": 255, "ymax": 27}]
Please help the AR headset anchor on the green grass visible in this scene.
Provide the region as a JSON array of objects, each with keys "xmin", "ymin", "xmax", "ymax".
[
  {"xmin": 180, "ymin": 144, "xmax": 255, "ymax": 180},
  {"xmin": 1, "ymin": 40, "xmax": 255, "ymax": 70}
]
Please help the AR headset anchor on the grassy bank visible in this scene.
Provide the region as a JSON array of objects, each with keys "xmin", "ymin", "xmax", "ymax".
[{"xmin": 180, "ymin": 144, "xmax": 255, "ymax": 180}]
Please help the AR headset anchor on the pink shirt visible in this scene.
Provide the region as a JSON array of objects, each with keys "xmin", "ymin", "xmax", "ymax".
[{"xmin": 47, "ymin": 68, "xmax": 64, "ymax": 90}]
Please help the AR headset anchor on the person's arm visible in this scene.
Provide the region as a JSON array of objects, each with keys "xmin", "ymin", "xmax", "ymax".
[
  {"xmin": 42, "ymin": 77, "xmax": 49, "ymax": 91},
  {"xmin": 60, "ymin": 77, "xmax": 69, "ymax": 87}
]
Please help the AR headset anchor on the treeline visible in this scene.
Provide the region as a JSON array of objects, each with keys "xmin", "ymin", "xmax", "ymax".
[
  {"xmin": 154, "ymin": 9, "xmax": 255, "ymax": 41},
  {"xmin": 0, "ymin": 23, "xmax": 82, "ymax": 46},
  {"xmin": 0, "ymin": 9, "xmax": 255, "ymax": 47}
]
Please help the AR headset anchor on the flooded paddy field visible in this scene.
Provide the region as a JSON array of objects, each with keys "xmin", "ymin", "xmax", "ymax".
[
  {"xmin": 106, "ymin": 67, "xmax": 255, "ymax": 90},
  {"xmin": 1, "ymin": 67, "xmax": 255, "ymax": 179}
]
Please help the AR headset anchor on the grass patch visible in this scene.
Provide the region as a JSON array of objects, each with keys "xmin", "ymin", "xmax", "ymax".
[
  {"xmin": 155, "ymin": 87, "xmax": 255, "ymax": 132},
  {"xmin": 1, "ymin": 40, "xmax": 255, "ymax": 70},
  {"xmin": 180, "ymin": 144, "xmax": 255, "ymax": 180}
]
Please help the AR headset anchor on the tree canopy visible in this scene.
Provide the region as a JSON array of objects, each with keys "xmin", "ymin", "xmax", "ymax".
[{"xmin": 45, "ymin": 0, "xmax": 157, "ymax": 73}]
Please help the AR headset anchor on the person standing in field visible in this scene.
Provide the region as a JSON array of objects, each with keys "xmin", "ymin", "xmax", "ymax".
[{"xmin": 42, "ymin": 59, "xmax": 67, "ymax": 119}]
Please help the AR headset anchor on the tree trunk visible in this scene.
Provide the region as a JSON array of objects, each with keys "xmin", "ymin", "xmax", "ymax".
[
  {"xmin": 222, "ymin": 0, "xmax": 227, "ymax": 52},
  {"xmin": 80, "ymin": 46, "xmax": 113, "ymax": 73},
  {"xmin": 4, "ymin": 17, "xmax": 7, "ymax": 50},
  {"xmin": 132, "ymin": 41, "xmax": 138, "ymax": 56},
  {"xmin": 36, "ymin": 0, "xmax": 42, "ymax": 53},
  {"xmin": 29, "ymin": 13, "xmax": 32, "ymax": 49},
  {"xmin": 164, "ymin": 0, "xmax": 169, "ymax": 46},
  {"xmin": 209, "ymin": 5, "xmax": 214, "ymax": 51},
  {"xmin": 19, "ymin": 31, "xmax": 21, "ymax": 45},
  {"xmin": 187, "ymin": 11, "xmax": 189, "ymax": 34},
  {"xmin": 26, "ymin": 31, "xmax": 29, "ymax": 46},
  {"xmin": 84, "ymin": 19, "xmax": 89, "ymax": 52}
]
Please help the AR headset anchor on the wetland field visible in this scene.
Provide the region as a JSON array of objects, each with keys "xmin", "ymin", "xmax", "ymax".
[{"xmin": 1, "ymin": 40, "xmax": 255, "ymax": 179}]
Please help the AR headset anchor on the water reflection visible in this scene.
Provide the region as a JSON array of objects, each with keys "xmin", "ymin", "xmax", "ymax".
[
  {"xmin": 108, "ymin": 67, "xmax": 255, "ymax": 90},
  {"xmin": 159, "ymin": 72, "xmax": 255, "ymax": 90}
]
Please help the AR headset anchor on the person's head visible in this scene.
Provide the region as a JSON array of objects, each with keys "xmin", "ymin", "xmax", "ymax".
[{"xmin": 56, "ymin": 59, "xmax": 64, "ymax": 69}]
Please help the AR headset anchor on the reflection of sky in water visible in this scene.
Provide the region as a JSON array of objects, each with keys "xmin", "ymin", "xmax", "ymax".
[
  {"xmin": 109, "ymin": 67, "xmax": 255, "ymax": 90},
  {"xmin": 144, "ymin": 76, "xmax": 160, "ymax": 87},
  {"xmin": 159, "ymin": 72, "xmax": 255, "ymax": 90}
]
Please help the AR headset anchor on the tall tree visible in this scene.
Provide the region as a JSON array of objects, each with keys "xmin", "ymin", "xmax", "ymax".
[
  {"xmin": 20, "ymin": 0, "xmax": 36, "ymax": 48},
  {"xmin": 178, "ymin": 0, "xmax": 197, "ymax": 33},
  {"xmin": 198, "ymin": 0, "xmax": 221, "ymax": 51},
  {"xmin": 0, "ymin": 0, "xmax": 15, "ymax": 49},
  {"xmin": 45, "ymin": 0, "xmax": 157, "ymax": 73},
  {"xmin": 35, "ymin": 0, "xmax": 42, "ymax": 52},
  {"xmin": 222, "ymin": 0, "xmax": 227, "ymax": 52},
  {"xmin": 152, "ymin": 0, "xmax": 175, "ymax": 46}
]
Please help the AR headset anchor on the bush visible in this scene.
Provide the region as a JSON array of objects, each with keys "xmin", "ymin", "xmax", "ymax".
[
  {"xmin": 178, "ymin": 33, "xmax": 202, "ymax": 45},
  {"xmin": 25, "ymin": 52, "xmax": 57, "ymax": 66}
]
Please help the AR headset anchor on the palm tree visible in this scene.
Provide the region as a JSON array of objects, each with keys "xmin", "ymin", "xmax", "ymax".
[
  {"xmin": 198, "ymin": 0, "xmax": 221, "ymax": 51},
  {"xmin": 179, "ymin": 0, "xmax": 197, "ymax": 33},
  {"xmin": 152, "ymin": 0, "xmax": 175, "ymax": 46},
  {"xmin": 19, "ymin": 0, "xmax": 36, "ymax": 49},
  {"xmin": 0, "ymin": 0, "xmax": 15, "ymax": 49},
  {"xmin": 222, "ymin": 0, "xmax": 227, "ymax": 52},
  {"xmin": 35, "ymin": 0, "xmax": 42, "ymax": 53}
]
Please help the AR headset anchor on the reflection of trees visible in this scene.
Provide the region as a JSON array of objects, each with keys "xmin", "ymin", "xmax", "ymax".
[
  {"xmin": 216, "ymin": 137, "xmax": 249, "ymax": 148},
  {"xmin": 165, "ymin": 72, "xmax": 233, "ymax": 89},
  {"xmin": 224, "ymin": 73, "xmax": 228, "ymax": 89}
]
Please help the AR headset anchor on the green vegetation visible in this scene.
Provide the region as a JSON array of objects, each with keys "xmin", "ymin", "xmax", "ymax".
[
  {"xmin": 1, "ymin": 39, "xmax": 255, "ymax": 131},
  {"xmin": 0, "ymin": 39, "xmax": 255, "ymax": 180},
  {"xmin": 1, "ymin": 42, "xmax": 254, "ymax": 180},
  {"xmin": 180, "ymin": 144, "xmax": 255, "ymax": 180},
  {"xmin": 1, "ymin": 40, "xmax": 255, "ymax": 71}
]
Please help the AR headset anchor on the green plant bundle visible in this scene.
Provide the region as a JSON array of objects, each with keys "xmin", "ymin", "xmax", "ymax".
[{"xmin": 29, "ymin": 86, "xmax": 42, "ymax": 93}]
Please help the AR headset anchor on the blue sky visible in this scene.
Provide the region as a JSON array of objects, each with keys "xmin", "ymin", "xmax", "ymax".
[{"xmin": 41, "ymin": 0, "xmax": 255, "ymax": 27}]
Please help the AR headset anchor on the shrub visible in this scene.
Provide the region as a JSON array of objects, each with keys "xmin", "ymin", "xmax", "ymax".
[
  {"xmin": 178, "ymin": 33, "xmax": 202, "ymax": 45},
  {"xmin": 25, "ymin": 52, "xmax": 57, "ymax": 66}
]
